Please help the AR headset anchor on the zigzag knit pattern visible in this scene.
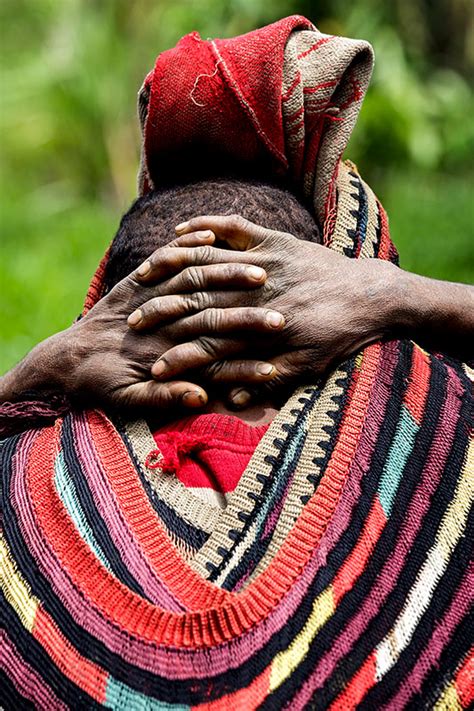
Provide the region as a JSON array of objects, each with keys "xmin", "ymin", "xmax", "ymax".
[{"xmin": 1, "ymin": 162, "xmax": 473, "ymax": 709}]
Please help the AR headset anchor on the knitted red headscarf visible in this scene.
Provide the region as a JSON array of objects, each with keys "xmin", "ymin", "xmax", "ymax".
[{"xmin": 83, "ymin": 15, "xmax": 374, "ymax": 313}]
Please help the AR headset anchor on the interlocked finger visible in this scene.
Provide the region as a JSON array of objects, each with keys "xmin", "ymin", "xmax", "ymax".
[
  {"xmin": 134, "ymin": 243, "xmax": 259, "ymax": 284},
  {"xmin": 128, "ymin": 291, "xmax": 252, "ymax": 329},
  {"xmin": 156, "ymin": 262, "xmax": 266, "ymax": 297},
  {"xmin": 151, "ymin": 337, "xmax": 247, "ymax": 381},
  {"xmin": 169, "ymin": 307, "xmax": 285, "ymax": 339},
  {"xmin": 121, "ymin": 379, "xmax": 208, "ymax": 410},
  {"xmin": 175, "ymin": 214, "xmax": 275, "ymax": 250},
  {"xmin": 202, "ymin": 359, "xmax": 278, "ymax": 383},
  {"xmin": 165, "ymin": 230, "xmax": 216, "ymax": 249}
]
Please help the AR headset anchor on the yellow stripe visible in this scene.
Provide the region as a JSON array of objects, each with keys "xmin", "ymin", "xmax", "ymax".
[
  {"xmin": 438, "ymin": 436, "xmax": 474, "ymax": 560},
  {"xmin": 0, "ymin": 535, "xmax": 39, "ymax": 632},
  {"xmin": 269, "ymin": 586, "xmax": 334, "ymax": 691},
  {"xmin": 433, "ymin": 682, "xmax": 462, "ymax": 711}
]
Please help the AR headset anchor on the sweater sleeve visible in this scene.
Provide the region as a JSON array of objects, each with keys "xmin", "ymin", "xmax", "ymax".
[{"xmin": 0, "ymin": 392, "xmax": 70, "ymax": 437}]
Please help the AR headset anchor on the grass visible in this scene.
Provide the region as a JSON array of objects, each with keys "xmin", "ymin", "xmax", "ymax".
[{"xmin": 1, "ymin": 168, "xmax": 473, "ymax": 373}]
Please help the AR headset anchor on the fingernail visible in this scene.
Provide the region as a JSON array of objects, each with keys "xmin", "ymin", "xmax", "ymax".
[
  {"xmin": 152, "ymin": 360, "xmax": 166, "ymax": 378},
  {"xmin": 182, "ymin": 390, "xmax": 206, "ymax": 407},
  {"xmin": 175, "ymin": 221, "xmax": 190, "ymax": 234},
  {"xmin": 256, "ymin": 362, "xmax": 274, "ymax": 376},
  {"xmin": 231, "ymin": 389, "xmax": 251, "ymax": 407},
  {"xmin": 266, "ymin": 311, "xmax": 284, "ymax": 328},
  {"xmin": 198, "ymin": 230, "xmax": 214, "ymax": 240},
  {"xmin": 128, "ymin": 309, "xmax": 142, "ymax": 326},
  {"xmin": 247, "ymin": 266, "xmax": 265, "ymax": 281},
  {"xmin": 137, "ymin": 260, "xmax": 151, "ymax": 277}
]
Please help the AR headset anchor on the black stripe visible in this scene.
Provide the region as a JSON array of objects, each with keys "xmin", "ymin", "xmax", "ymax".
[
  {"xmin": 304, "ymin": 350, "xmax": 458, "ymax": 707},
  {"xmin": 120, "ymin": 423, "xmax": 210, "ymax": 551},
  {"xmin": 259, "ymin": 339, "xmax": 414, "ymax": 708},
  {"xmin": 313, "ymin": 354, "xmax": 471, "ymax": 708},
  {"xmin": 1, "ymin": 430, "xmax": 286, "ymax": 702},
  {"xmin": 210, "ymin": 383, "xmax": 326, "ymax": 583},
  {"xmin": 1, "ymin": 590, "xmax": 100, "ymax": 709},
  {"xmin": 406, "ymin": 613, "xmax": 473, "ymax": 710},
  {"xmin": 223, "ymin": 362, "xmax": 354, "ymax": 591},
  {"xmin": 0, "ymin": 669, "xmax": 37, "ymax": 710},
  {"xmin": 362, "ymin": 506, "xmax": 473, "ymax": 709},
  {"xmin": 266, "ymin": 343, "xmax": 462, "ymax": 708},
  {"xmin": 60, "ymin": 416, "xmax": 147, "ymax": 597}
]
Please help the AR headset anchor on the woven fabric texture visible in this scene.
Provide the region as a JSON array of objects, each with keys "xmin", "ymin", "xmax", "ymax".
[{"xmin": 1, "ymin": 16, "xmax": 473, "ymax": 711}]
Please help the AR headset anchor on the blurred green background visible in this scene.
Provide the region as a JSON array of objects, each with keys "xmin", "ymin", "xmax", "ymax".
[{"xmin": 1, "ymin": 0, "xmax": 473, "ymax": 372}]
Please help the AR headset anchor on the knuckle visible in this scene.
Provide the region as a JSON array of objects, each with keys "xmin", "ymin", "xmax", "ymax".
[
  {"xmin": 197, "ymin": 336, "xmax": 219, "ymax": 358},
  {"xmin": 228, "ymin": 213, "xmax": 246, "ymax": 231},
  {"xmin": 193, "ymin": 244, "xmax": 213, "ymax": 264},
  {"xmin": 152, "ymin": 385, "xmax": 171, "ymax": 408},
  {"xmin": 184, "ymin": 265, "xmax": 205, "ymax": 291},
  {"xmin": 140, "ymin": 297, "xmax": 160, "ymax": 319},
  {"xmin": 203, "ymin": 308, "xmax": 222, "ymax": 331},
  {"xmin": 186, "ymin": 291, "xmax": 209, "ymax": 311},
  {"xmin": 204, "ymin": 360, "xmax": 226, "ymax": 378},
  {"xmin": 147, "ymin": 247, "xmax": 162, "ymax": 267},
  {"xmin": 225, "ymin": 263, "xmax": 244, "ymax": 280}
]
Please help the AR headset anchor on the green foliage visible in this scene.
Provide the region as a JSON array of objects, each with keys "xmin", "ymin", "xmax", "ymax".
[{"xmin": 1, "ymin": 0, "xmax": 473, "ymax": 371}]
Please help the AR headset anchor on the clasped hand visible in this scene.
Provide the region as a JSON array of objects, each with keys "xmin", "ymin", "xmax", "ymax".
[{"xmin": 67, "ymin": 215, "xmax": 390, "ymax": 411}]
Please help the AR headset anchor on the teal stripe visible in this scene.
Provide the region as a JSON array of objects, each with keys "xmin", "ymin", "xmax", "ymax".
[
  {"xmin": 378, "ymin": 407, "xmax": 419, "ymax": 516},
  {"xmin": 105, "ymin": 677, "xmax": 189, "ymax": 710},
  {"xmin": 54, "ymin": 451, "xmax": 111, "ymax": 570}
]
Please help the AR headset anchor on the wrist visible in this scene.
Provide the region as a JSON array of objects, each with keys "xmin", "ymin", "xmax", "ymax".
[
  {"xmin": 0, "ymin": 329, "xmax": 75, "ymax": 403},
  {"xmin": 358, "ymin": 260, "xmax": 411, "ymax": 340}
]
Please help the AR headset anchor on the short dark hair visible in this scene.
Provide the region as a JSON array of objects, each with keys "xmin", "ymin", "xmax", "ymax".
[{"xmin": 104, "ymin": 178, "xmax": 321, "ymax": 290}]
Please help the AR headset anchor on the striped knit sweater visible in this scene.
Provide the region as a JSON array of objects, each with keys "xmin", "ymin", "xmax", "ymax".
[
  {"xmin": 2, "ymin": 171, "xmax": 473, "ymax": 710},
  {"xmin": 1, "ymin": 16, "xmax": 473, "ymax": 710}
]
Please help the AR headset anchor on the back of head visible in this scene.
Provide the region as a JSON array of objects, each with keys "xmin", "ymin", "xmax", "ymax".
[{"xmin": 104, "ymin": 179, "xmax": 321, "ymax": 291}]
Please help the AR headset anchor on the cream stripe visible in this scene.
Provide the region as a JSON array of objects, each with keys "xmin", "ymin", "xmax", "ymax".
[
  {"xmin": 360, "ymin": 174, "xmax": 380, "ymax": 258},
  {"xmin": 0, "ymin": 535, "xmax": 39, "ymax": 632},
  {"xmin": 376, "ymin": 437, "xmax": 474, "ymax": 678},
  {"xmin": 124, "ymin": 419, "xmax": 220, "ymax": 535},
  {"xmin": 242, "ymin": 365, "xmax": 350, "ymax": 588}
]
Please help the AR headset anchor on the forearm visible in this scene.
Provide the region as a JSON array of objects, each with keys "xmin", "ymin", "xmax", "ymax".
[
  {"xmin": 0, "ymin": 330, "xmax": 73, "ymax": 404},
  {"xmin": 379, "ymin": 262, "xmax": 474, "ymax": 359},
  {"xmin": 0, "ymin": 331, "xmax": 77, "ymax": 436}
]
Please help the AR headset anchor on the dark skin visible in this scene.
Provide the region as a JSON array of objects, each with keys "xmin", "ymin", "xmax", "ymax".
[{"xmin": 1, "ymin": 214, "xmax": 473, "ymax": 416}]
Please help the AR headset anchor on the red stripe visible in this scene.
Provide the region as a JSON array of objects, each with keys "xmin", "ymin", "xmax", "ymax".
[
  {"xmin": 287, "ymin": 105, "xmax": 305, "ymax": 123},
  {"xmin": 195, "ymin": 666, "xmax": 270, "ymax": 709},
  {"xmin": 333, "ymin": 497, "xmax": 387, "ymax": 605},
  {"xmin": 403, "ymin": 345, "xmax": 431, "ymax": 425},
  {"xmin": 297, "ymin": 36, "xmax": 334, "ymax": 61},
  {"xmin": 376, "ymin": 199, "xmax": 391, "ymax": 261},
  {"xmin": 33, "ymin": 606, "xmax": 108, "ymax": 703},
  {"xmin": 282, "ymin": 73, "xmax": 301, "ymax": 102},
  {"xmin": 303, "ymin": 79, "xmax": 338, "ymax": 94},
  {"xmin": 329, "ymin": 652, "xmax": 377, "ymax": 710},
  {"xmin": 90, "ymin": 412, "xmax": 232, "ymax": 610},
  {"xmin": 26, "ymin": 343, "xmax": 380, "ymax": 649},
  {"xmin": 286, "ymin": 119, "xmax": 305, "ymax": 137},
  {"xmin": 455, "ymin": 649, "xmax": 474, "ymax": 708}
]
